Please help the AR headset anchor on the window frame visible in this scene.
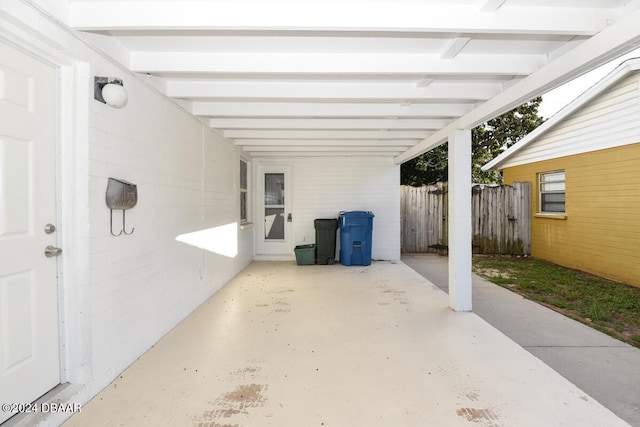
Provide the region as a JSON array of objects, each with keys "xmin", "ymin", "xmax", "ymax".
[
  {"xmin": 240, "ymin": 159, "xmax": 249, "ymax": 223},
  {"xmin": 538, "ymin": 170, "xmax": 566, "ymax": 214}
]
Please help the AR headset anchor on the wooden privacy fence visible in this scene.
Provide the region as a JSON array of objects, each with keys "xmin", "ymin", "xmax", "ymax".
[{"xmin": 401, "ymin": 182, "xmax": 531, "ymax": 255}]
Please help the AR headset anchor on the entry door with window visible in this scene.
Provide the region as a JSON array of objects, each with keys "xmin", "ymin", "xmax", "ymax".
[
  {"xmin": 0, "ymin": 41, "xmax": 61, "ymax": 423},
  {"xmin": 256, "ymin": 165, "xmax": 292, "ymax": 257}
]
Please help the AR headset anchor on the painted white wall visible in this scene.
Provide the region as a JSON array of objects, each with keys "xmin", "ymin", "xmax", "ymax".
[
  {"xmin": 0, "ymin": 2, "xmax": 254, "ymax": 424},
  {"xmin": 255, "ymin": 157, "xmax": 401, "ymax": 261},
  {"xmin": 86, "ymin": 61, "xmax": 254, "ymax": 391}
]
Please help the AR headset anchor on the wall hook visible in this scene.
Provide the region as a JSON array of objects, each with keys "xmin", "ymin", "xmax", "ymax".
[
  {"xmin": 122, "ymin": 210, "xmax": 135, "ymax": 235},
  {"xmin": 110, "ymin": 209, "xmax": 135, "ymax": 236},
  {"xmin": 110, "ymin": 209, "xmax": 124, "ymax": 236},
  {"xmin": 106, "ymin": 178, "xmax": 138, "ymax": 237}
]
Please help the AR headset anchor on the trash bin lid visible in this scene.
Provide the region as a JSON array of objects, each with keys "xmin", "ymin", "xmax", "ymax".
[{"xmin": 339, "ymin": 210, "xmax": 374, "ymax": 218}]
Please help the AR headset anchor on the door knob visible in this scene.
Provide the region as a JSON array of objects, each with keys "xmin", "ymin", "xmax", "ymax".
[
  {"xmin": 44, "ymin": 246, "xmax": 62, "ymax": 258},
  {"xmin": 287, "ymin": 213, "xmax": 292, "ymax": 222}
]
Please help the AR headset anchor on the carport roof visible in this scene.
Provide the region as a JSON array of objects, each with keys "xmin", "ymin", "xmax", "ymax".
[{"xmin": 69, "ymin": 0, "xmax": 640, "ymax": 162}]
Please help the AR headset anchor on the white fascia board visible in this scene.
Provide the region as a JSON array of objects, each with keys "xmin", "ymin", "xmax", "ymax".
[
  {"xmin": 224, "ymin": 130, "xmax": 431, "ymax": 140},
  {"xmin": 209, "ymin": 118, "xmax": 451, "ymax": 130},
  {"xmin": 394, "ymin": 7, "xmax": 640, "ymax": 165},
  {"xmin": 131, "ymin": 52, "xmax": 542, "ymax": 76},
  {"xmin": 233, "ymin": 139, "xmax": 418, "ymax": 147},
  {"xmin": 242, "ymin": 146, "xmax": 406, "ymax": 152},
  {"xmin": 167, "ymin": 81, "xmax": 500, "ymax": 102},
  {"xmin": 70, "ymin": 1, "xmax": 609, "ymax": 35},
  {"xmin": 247, "ymin": 151, "xmax": 399, "ymax": 158},
  {"xmin": 193, "ymin": 102, "xmax": 474, "ymax": 118},
  {"xmin": 482, "ymin": 57, "xmax": 640, "ymax": 171}
]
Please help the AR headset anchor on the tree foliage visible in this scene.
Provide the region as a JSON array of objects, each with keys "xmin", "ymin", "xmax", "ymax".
[{"xmin": 401, "ymin": 96, "xmax": 545, "ymax": 186}]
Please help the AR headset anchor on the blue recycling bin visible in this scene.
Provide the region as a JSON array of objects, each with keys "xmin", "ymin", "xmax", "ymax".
[{"xmin": 339, "ymin": 211, "xmax": 374, "ymax": 266}]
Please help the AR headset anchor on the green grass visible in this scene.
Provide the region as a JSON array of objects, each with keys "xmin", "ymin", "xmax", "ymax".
[{"xmin": 472, "ymin": 256, "xmax": 640, "ymax": 348}]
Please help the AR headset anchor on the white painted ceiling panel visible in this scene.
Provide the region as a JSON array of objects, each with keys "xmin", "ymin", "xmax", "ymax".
[{"xmin": 69, "ymin": 0, "xmax": 640, "ymax": 159}]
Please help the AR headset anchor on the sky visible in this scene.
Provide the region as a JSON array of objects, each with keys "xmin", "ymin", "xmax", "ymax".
[{"xmin": 537, "ymin": 47, "xmax": 640, "ymax": 120}]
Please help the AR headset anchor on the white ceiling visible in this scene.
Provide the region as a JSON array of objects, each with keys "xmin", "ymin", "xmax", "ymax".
[{"xmin": 69, "ymin": 0, "xmax": 640, "ymax": 162}]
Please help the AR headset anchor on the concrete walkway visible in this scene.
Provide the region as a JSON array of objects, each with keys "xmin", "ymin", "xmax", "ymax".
[
  {"xmin": 402, "ymin": 253, "xmax": 640, "ymax": 426},
  {"xmin": 62, "ymin": 260, "xmax": 628, "ymax": 427}
]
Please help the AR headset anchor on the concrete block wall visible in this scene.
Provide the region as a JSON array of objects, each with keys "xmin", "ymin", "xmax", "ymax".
[
  {"xmin": 87, "ymin": 60, "xmax": 253, "ymax": 389},
  {"xmin": 256, "ymin": 157, "xmax": 401, "ymax": 261}
]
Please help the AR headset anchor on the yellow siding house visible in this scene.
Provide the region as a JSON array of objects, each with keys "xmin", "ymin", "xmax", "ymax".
[{"xmin": 484, "ymin": 58, "xmax": 640, "ymax": 288}]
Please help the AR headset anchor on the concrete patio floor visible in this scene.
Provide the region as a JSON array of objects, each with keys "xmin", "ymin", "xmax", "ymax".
[
  {"xmin": 403, "ymin": 253, "xmax": 640, "ymax": 426},
  {"xmin": 64, "ymin": 261, "xmax": 627, "ymax": 427}
]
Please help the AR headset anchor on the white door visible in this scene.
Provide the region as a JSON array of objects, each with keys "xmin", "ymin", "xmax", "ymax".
[
  {"xmin": 0, "ymin": 41, "xmax": 60, "ymax": 423},
  {"xmin": 256, "ymin": 165, "xmax": 293, "ymax": 258}
]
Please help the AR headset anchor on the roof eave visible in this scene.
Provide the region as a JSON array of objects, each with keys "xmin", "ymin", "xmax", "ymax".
[{"xmin": 482, "ymin": 57, "xmax": 640, "ymax": 171}]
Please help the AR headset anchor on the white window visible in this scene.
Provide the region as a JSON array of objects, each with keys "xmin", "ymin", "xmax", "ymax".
[
  {"xmin": 240, "ymin": 160, "xmax": 248, "ymax": 223},
  {"xmin": 539, "ymin": 170, "xmax": 565, "ymax": 213}
]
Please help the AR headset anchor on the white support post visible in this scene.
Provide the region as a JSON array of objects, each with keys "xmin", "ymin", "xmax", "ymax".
[{"xmin": 448, "ymin": 129, "xmax": 473, "ymax": 311}]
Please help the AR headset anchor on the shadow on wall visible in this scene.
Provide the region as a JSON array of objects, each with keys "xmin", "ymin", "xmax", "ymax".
[{"xmin": 175, "ymin": 223, "xmax": 238, "ymax": 258}]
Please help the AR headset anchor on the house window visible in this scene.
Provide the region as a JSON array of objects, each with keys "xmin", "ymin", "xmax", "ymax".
[
  {"xmin": 240, "ymin": 160, "xmax": 248, "ymax": 223},
  {"xmin": 539, "ymin": 170, "xmax": 565, "ymax": 213}
]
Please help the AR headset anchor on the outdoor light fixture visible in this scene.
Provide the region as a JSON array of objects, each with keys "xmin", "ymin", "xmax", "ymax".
[{"xmin": 94, "ymin": 76, "xmax": 128, "ymax": 108}]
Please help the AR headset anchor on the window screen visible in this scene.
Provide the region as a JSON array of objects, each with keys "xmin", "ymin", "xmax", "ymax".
[{"xmin": 539, "ymin": 171, "xmax": 565, "ymax": 213}]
